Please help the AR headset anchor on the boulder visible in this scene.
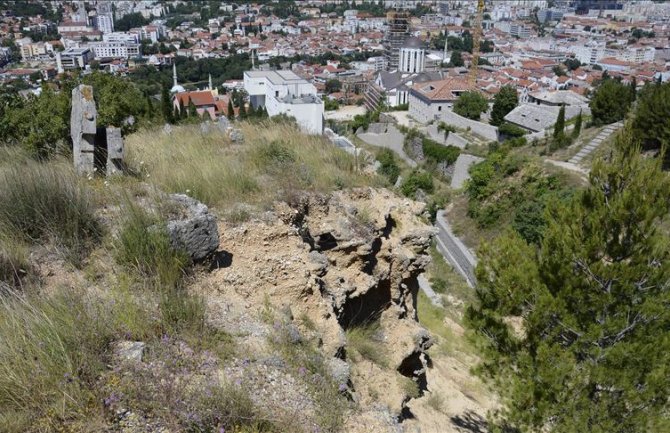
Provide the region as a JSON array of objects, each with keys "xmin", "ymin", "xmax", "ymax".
[
  {"xmin": 166, "ymin": 194, "xmax": 220, "ymax": 261},
  {"xmin": 229, "ymin": 128, "xmax": 244, "ymax": 143}
]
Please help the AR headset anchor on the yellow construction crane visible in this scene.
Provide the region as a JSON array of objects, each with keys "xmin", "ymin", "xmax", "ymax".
[{"xmin": 469, "ymin": 0, "xmax": 485, "ymax": 89}]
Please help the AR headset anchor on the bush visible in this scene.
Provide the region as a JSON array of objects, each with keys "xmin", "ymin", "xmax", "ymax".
[
  {"xmin": 422, "ymin": 138, "xmax": 460, "ymax": 165},
  {"xmin": 0, "ymin": 162, "xmax": 101, "ymax": 263},
  {"xmin": 453, "ymin": 91, "xmax": 489, "ymax": 120},
  {"xmin": 498, "ymin": 122, "xmax": 526, "ymax": 138},
  {"xmin": 401, "ymin": 170, "xmax": 434, "ymax": 198},
  {"xmin": 377, "ymin": 149, "xmax": 400, "ymax": 184}
]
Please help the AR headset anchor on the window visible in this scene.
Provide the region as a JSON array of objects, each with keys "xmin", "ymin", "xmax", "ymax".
[
  {"xmin": 275, "ymin": 91, "xmax": 279, "ymax": 97},
  {"xmin": 438, "ymin": 106, "xmax": 442, "ymax": 111}
]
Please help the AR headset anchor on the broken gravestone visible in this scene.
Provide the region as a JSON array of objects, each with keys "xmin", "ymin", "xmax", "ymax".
[
  {"xmin": 166, "ymin": 194, "xmax": 220, "ymax": 261},
  {"xmin": 71, "ymin": 84, "xmax": 125, "ymax": 176}
]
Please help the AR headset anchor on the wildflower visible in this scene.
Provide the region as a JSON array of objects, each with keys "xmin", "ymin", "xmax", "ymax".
[
  {"xmin": 219, "ymin": 428, "xmax": 225, "ymax": 433},
  {"xmin": 338, "ymin": 383, "xmax": 347, "ymax": 392},
  {"xmin": 298, "ymin": 366, "xmax": 307, "ymax": 376}
]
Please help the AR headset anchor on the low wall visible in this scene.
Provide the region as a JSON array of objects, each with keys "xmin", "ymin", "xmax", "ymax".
[
  {"xmin": 434, "ymin": 211, "xmax": 477, "ymax": 287},
  {"xmin": 440, "ymin": 110, "xmax": 499, "ymax": 142}
]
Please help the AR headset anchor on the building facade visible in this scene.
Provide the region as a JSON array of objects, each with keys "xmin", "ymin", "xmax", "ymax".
[{"xmin": 244, "ymin": 70, "xmax": 324, "ymax": 135}]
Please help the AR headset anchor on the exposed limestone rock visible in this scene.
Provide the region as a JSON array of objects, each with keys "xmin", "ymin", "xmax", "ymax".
[
  {"xmin": 166, "ymin": 194, "xmax": 219, "ymax": 261},
  {"xmin": 113, "ymin": 341, "xmax": 145, "ymax": 363},
  {"xmin": 199, "ymin": 187, "xmax": 437, "ymax": 424}
]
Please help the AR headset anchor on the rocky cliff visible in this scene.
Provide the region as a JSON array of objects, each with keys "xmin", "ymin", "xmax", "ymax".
[{"xmin": 197, "ymin": 187, "xmax": 438, "ymax": 430}]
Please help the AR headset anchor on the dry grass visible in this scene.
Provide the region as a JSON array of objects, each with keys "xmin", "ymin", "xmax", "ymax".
[{"xmin": 125, "ymin": 120, "xmax": 380, "ymax": 218}]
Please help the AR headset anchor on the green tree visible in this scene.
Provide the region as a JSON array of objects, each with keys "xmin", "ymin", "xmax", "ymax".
[
  {"xmin": 453, "ymin": 91, "xmax": 488, "ymax": 120},
  {"xmin": 632, "ymin": 81, "xmax": 670, "ymax": 151},
  {"xmin": 589, "ymin": 78, "xmax": 632, "ymax": 126},
  {"xmin": 161, "ymin": 84, "xmax": 174, "ymax": 124},
  {"xmin": 572, "ymin": 109, "xmax": 582, "ymax": 139},
  {"xmin": 468, "ymin": 128, "xmax": 670, "ymax": 433},
  {"xmin": 490, "ymin": 85, "xmax": 518, "ymax": 126},
  {"xmin": 553, "ymin": 104, "xmax": 565, "ymax": 138},
  {"xmin": 238, "ymin": 103, "xmax": 247, "ymax": 119},
  {"xmin": 115, "ymin": 12, "xmax": 149, "ymax": 31},
  {"xmin": 325, "ymin": 79, "xmax": 342, "ymax": 94},
  {"xmin": 448, "ymin": 50, "xmax": 464, "ymax": 67},
  {"xmin": 227, "ymin": 99, "xmax": 235, "ymax": 120}
]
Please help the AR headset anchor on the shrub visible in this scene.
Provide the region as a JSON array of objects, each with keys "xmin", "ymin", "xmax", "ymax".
[
  {"xmin": 377, "ymin": 148, "xmax": 400, "ymax": 184},
  {"xmin": 0, "ymin": 161, "xmax": 101, "ymax": 263},
  {"xmin": 498, "ymin": 122, "xmax": 526, "ymax": 138},
  {"xmin": 401, "ymin": 170, "xmax": 434, "ymax": 198},
  {"xmin": 422, "ymin": 138, "xmax": 460, "ymax": 165}
]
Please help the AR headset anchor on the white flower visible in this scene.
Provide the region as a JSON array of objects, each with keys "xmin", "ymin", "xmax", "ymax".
[{"xmin": 146, "ymin": 174, "xmax": 150, "ymax": 178}]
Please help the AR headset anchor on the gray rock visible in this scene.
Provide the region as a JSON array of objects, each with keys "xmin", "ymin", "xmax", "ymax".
[
  {"xmin": 217, "ymin": 116, "xmax": 231, "ymax": 132},
  {"xmin": 229, "ymin": 128, "xmax": 244, "ymax": 143},
  {"xmin": 163, "ymin": 123, "xmax": 173, "ymax": 135},
  {"xmin": 325, "ymin": 357, "xmax": 350, "ymax": 385},
  {"xmin": 394, "ymin": 176, "xmax": 403, "ymax": 189},
  {"xmin": 166, "ymin": 194, "xmax": 220, "ymax": 261},
  {"xmin": 286, "ymin": 324, "xmax": 302, "ymax": 344},
  {"xmin": 114, "ymin": 341, "xmax": 145, "ymax": 363},
  {"xmin": 200, "ymin": 122, "xmax": 210, "ymax": 134}
]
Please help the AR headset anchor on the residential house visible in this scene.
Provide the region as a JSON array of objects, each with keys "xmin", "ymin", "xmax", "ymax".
[{"xmin": 408, "ymin": 76, "xmax": 470, "ymax": 123}]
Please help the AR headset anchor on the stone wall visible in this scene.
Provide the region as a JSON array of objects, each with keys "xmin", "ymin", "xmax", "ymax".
[{"xmin": 439, "ymin": 109, "xmax": 499, "ymax": 142}]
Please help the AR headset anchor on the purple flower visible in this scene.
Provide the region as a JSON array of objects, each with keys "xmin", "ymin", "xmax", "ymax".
[
  {"xmin": 219, "ymin": 428, "xmax": 225, "ymax": 433},
  {"xmin": 298, "ymin": 366, "xmax": 307, "ymax": 376},
  {"xmin": 339, "ymin": 383, "xmax": 347, "ymax": 392}
]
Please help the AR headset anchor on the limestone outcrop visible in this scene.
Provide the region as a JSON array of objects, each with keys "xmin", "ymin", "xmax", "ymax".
[
  {"xmin": 166, "ymin": 194, "xmax": 219, "ymax": 261},
  {"xmin": 200, "ymin": 187, "xmax": 437, "ymax": 426}
]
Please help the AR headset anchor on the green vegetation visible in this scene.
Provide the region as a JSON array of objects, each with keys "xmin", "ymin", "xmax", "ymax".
[
  {"xmin": 376, "ymin": 148, "xmax": 401, "ymax": 184},
  {"xmin": 631, "ymin": 81, "xmax": 670, "ymax": 151},
  {"xmin": 490, "ymin": 85, "xmax": 518, "ymax": 126},
  {"xmin": 346, "ymin": 322, "xmax": 388, "ymax": 367},
  {"xmin": 468, "ymin": 128, "xmax": 670, "ymax": 433},
  {"xmin": 400, "ymin": 170, "xmax": 434, "ymax": 198},
  {"xmin": 453, "ymin": 91, "xmax": 489, "ymax": 121},
  {"xmin": 422, "ymin": 137, "xmax": 460, "ymax": 166},
  {"xmin": 0, "ymin": 160, "xmax": 101, "ymax": 263},
  {"xmin": 126, "ymin": 120, "xmax": 379, "ymax": 218},
  {"xmin": 466, "ymin": 149, "xmax": 571, "ymax": 244},
  {"xmin": 589, "ymin": 77, "xmax": 634, "ymax": 126}
]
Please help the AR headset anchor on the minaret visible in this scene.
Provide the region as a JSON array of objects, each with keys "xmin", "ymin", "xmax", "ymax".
[
  {"xmin": 173, "ymin": 63, "xmax": 178, "ymax": 88},
  {"xmin": 208, "ymin": 74, "xmax": 213, "ymax": 90}
]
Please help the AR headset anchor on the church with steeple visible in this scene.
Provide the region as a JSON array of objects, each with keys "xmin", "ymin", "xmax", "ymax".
[{"xmin": 171, "ymin": 66, "xmax": 233, "ymax": 120}]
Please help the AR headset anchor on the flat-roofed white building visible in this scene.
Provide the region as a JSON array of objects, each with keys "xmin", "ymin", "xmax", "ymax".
[{"xmin": 243, "ymin": 70, "xmax": 324, "ymax": 135}]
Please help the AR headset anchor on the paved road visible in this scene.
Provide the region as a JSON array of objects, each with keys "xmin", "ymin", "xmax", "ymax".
[
  {"xmin": 434, "ymin": 211, "xmax": 478, "ymax": 288},
  {"xmin": 357, "ymin": 124, "xmax": 417, "ymax": 167}
]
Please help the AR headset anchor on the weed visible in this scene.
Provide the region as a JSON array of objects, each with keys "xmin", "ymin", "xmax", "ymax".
[
  {"xmin": 398, "ymin": 376, "xmax": 421, "ymax": 399},
  {"xmin": 346, "ymin": 322, "xmax": 388, "ymax": 368},
  {"xmin": 425, "ymin": 391, "xmax": 445, "ymax": 413}
]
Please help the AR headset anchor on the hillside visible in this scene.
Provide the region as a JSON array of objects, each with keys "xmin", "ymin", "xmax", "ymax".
[{"xmin": 0, "ymin": 120, "xmax": 493, "ymax": 433}]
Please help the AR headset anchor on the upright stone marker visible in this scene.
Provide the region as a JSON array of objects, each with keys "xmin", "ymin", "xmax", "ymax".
[
  {"xmin": 105, "ymin": 127, "xmax": 124, "ymax": 176},
  {"xmin": 71, "ymin": 85, "xmax": 97, "ymax": 175}
]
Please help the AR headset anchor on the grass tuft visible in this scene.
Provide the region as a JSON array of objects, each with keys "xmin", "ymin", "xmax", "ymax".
[
  {"xmin": 345, "ymin": 321, "xmax": 388, "ymax": 368},
  {"xmin": 0, "ymin": 160, "xmax": 101, "ymax": 263}
]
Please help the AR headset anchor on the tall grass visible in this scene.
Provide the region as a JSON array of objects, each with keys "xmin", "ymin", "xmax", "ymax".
[
  {"xmin": 125, "ymin": 120, "xmax": 382, "ymax": 216},
  {"xmin": 0, "ymin": 288, "xmax": 135, "ymax": 430},
  {"xmin": 0, "ymin": 234, "xmax": 32, "ymax": 289},
  {"xmin": 0, "ymin": 160, "xmax": 101, "ymax": 263}
]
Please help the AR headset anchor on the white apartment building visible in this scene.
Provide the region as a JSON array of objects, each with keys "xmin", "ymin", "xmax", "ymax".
[
  {"xmin": 244, "ymin": 70, "xmax": 324, "ymax": 135},
  {"xmin": 103, "ymin": 32, "xmax": 140, "ymax": 44},
  {"xmin": 91, "ymin": 41, "xmax": 140, "ymax": 59},
  {"xmin": 96, "ymin": 14, "xmax": 114, "ymax": 34}
]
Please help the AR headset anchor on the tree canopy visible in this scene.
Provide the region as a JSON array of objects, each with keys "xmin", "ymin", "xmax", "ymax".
[
  {"xmin": 490, "ymin": 85, "xmax": 518, "ymax": 126},
  {"xmin": 589, "ymin": 78, "xmax": 633, "ymax": 126},
  {"xmin": 453, "ymin": 91, "xmax": 488, "ymax": 120},
  {"xmin": 468, "ymin": 128, "xmax": 670, "ymax": 433},
  {"xmin": 632, "ymin": 81, "xmax": 670, "ymax": 151}
]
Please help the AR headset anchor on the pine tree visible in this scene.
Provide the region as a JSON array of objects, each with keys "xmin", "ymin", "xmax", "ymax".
[
  {"xmin": 553, "ymin": 104, "xmax": 565, "ymax": 139},
  {"xmin": 572, "ymin": 109, "xmax": 582, "ymax": 139},
  {"xmin": 630, "ymin": 76, "xmax": 637, "ymax": 101},
  {"xmin": 161, "ymin": 84, "xmax": 174, "ymax": 124},
  {"xmin": 227, "ymin": 99, "xmax": 235, "ymax": 120},
  {"xmin": 468, "ymin": 127, "xmax": 670, "ymax": 433}
]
